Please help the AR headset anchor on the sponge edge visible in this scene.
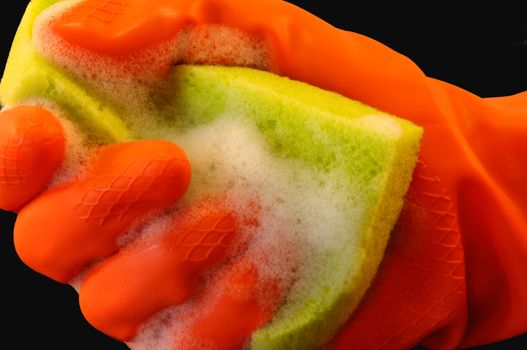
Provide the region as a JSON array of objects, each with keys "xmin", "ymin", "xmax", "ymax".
[{"xmin": 1, "ymin": 1, "xmax": 423, "ymax": 349}]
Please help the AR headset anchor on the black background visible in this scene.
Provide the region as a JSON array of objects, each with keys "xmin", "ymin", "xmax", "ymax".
[{"xmin": 1, "ymin": 1, "xmax": 526, "ymax": 349}]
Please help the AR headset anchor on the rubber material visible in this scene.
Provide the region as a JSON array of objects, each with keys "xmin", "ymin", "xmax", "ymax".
[
  {"xmin": 14, "ymin": 140, "xmax": 191, "ymax": 283},
  {"xmin": 80, "ymin": 200, "xmax": 238, "ymax": 341},
  {"xmin": 3, "ymin": 0, "xmax": 526, "ymax": 348},
  {"xmin": 0, "ymin": 106, "xmax": 65, "ymax": 212},
  {"xmin": 52, "ymin": 0, "xmax": 182, "ymax": 56},
  {"xmin": 50, "ymin": 0, "xmax": 526, "ymax": 347},
  {"xmin": 182, "ymin": 260, "xmax": 282, "ymax": 349}
]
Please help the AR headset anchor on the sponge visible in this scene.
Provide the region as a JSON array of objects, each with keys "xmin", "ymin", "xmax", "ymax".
[{"xmin": 0, "ymin": 1, "xmax": 423, "ymax": 349}]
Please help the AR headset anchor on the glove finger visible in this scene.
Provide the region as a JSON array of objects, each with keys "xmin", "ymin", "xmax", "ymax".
[
  {"xmin": 178, "ymin": 259, "xmax": 283, "ymax": 350},
  {"xmin": 14, "ymin": 140, "xmax": 191, "ymax": 283},
  {"xmin": 47, "ymin": 0, "xmax": 271, "ymax": 70},
  {"xmin": 79, "ymin": 199, "xmax": 238, "ymax": 341},
  {"xmin": 51, "ymin": 0, "xmax": 182, "ymax": 56},
  {"xmin": 0, "ymin": 105, "xmax": 65, "ymax": 212}
]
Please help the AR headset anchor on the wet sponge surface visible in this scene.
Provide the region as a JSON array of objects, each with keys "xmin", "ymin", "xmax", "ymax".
[
  {"xmin": 169, "ymin": 66, "xmax": 422, "ymax": 349},
  {"xmin": 1, "ymin": 1, "xmax": 423, "ymax": 349}
]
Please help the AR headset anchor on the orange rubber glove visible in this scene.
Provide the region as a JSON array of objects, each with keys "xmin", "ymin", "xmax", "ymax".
[
  {"xmin": 0, "ymin": 105, "xmax": 284, "ymax": 348},
  {"xmin": 2, "ymin": 0, "xmax": 526, "ymax": 349}
]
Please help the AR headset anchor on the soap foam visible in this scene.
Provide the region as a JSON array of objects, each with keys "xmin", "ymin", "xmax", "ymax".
[
  {"xmin": 58, "ymin": 114, "xmax": 363, "ymax": 349},
  {"xmin": 31, "ymin": 4, "xmax": 366, "ymax": 347},
  {"xmin": 33, "ymin": 2, "xmax": 271, "ymax": 139},
  {"xmin": 122, "ymin": 116, "xmax": 361, "ymax": 349}
]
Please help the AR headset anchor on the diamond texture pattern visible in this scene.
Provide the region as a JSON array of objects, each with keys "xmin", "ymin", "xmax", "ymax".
[
  {"xmin": 0, "ymin": 115, "xmax": 61, "ymax": 186},
  {"xmin": 0, "ymin": 140, "xmax": 29, "ymax": 185},
  {"xmin": 332, "ymin": 160, "xmax": 466, "ymax": 350},
  {"xmin": 74, "ymin": 157, "xmax": 183, "ymax": 226},
  {"xmin": 169, "ymin": 212, "xmax": 235, "ymax": 262}
]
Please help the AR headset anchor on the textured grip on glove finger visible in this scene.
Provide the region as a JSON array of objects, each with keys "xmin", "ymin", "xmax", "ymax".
[
  {"xmin": 0, "ymin": 106, "xmax": 65, "ymax": 212},
  {"xmin": 14, "ymin": 140, "xmax": 191, "ymax": 283},
  {"xmin": 80, "ymin": 201, "xmax": 237, "ymax": 341}
]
